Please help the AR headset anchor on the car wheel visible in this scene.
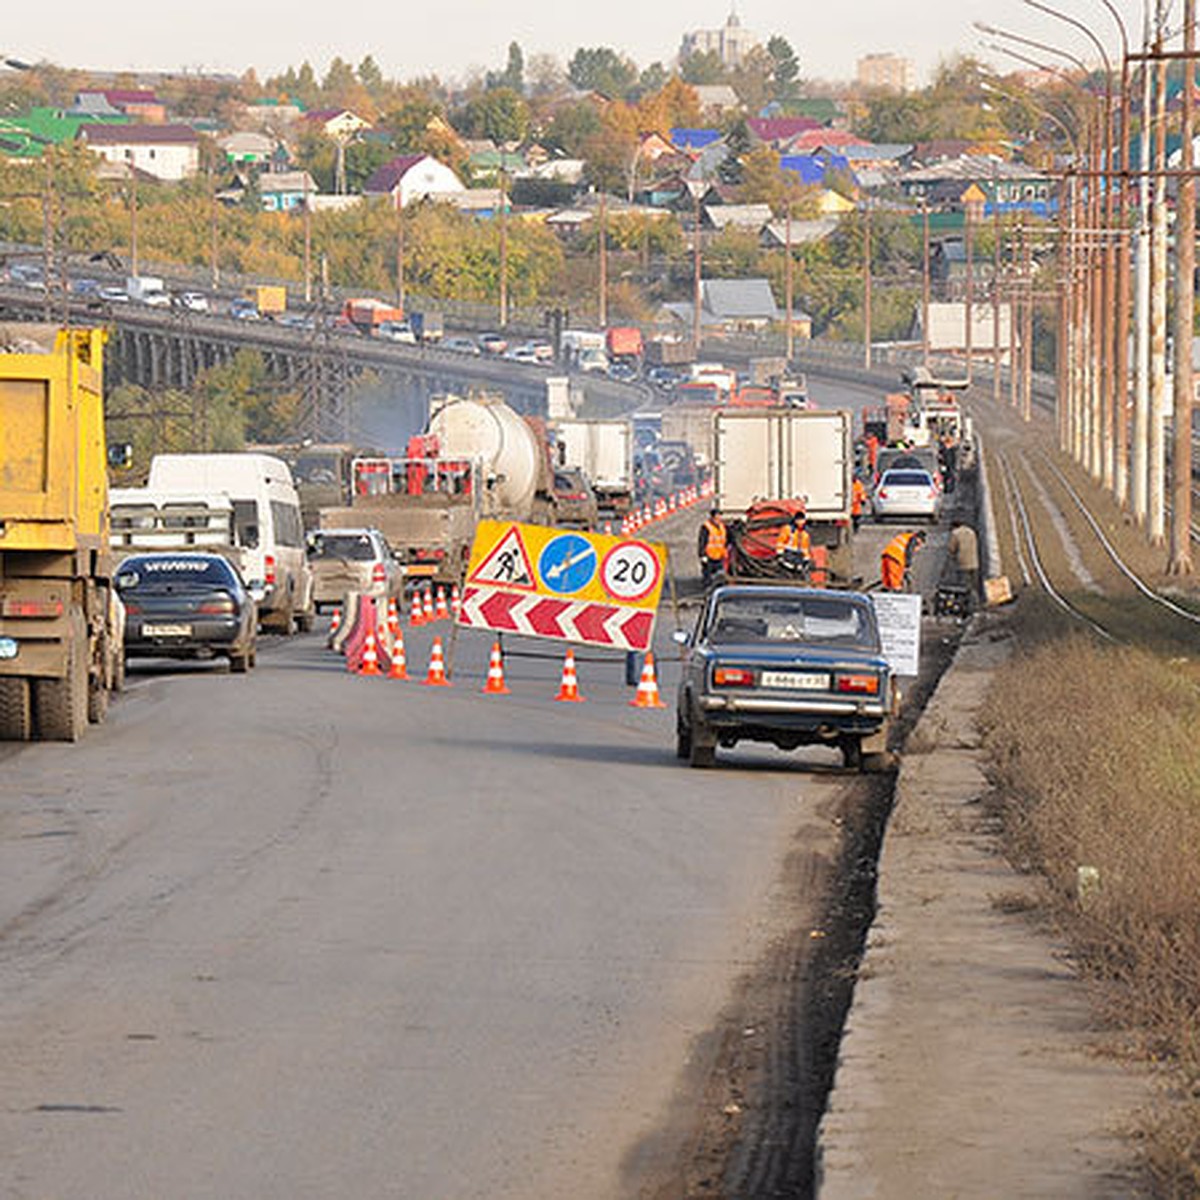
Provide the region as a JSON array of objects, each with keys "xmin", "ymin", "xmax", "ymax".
[
  {"xmin": 296, "ymin": 606, "xmax": 316, "ymax": 633},
  {"xmin": 689, "ymin": 719, "xmax": 717, "ymax": 769},
  {"xmin": 841, "ymin": 736, "xmax": 864, "ymax": 771},
  {"xmin": 675, "ymin": 711, "xmax": 692, "ymax": 760},
  {"xmin": 229, "ymin": 651, "xmax": 250, "ymax": 674}
]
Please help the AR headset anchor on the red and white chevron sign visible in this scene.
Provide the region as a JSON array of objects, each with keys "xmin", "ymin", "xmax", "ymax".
[{"xmin": 457, "ymin": 585, "xmax": 656, "ymax": 651}]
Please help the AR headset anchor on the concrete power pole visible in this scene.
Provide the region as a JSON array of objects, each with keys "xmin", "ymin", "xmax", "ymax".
[
  {"xmin": 1149, "ymin": 23, "xmax": 1169, "ymax": 545},
  {"xmin": 1132, "ymin": 27, "xmax": 1153, "ymax": 526},
  {"xmin": 1169, "ymin": 0, "xmax": 1196, "ymax": 573}
]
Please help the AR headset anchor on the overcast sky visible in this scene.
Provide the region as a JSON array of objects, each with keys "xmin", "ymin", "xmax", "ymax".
[{"xmin": 4, "ymin": 0, "xmax": 1153, "ymax": 90}]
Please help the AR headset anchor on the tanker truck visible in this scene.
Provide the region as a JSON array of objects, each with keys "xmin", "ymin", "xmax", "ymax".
[
  {"xmin": 318, "ymin": 395, "xmax": 560, "ymax": 587},
  {"xmin": 0, "ymin": 325, "xmax": 124, "ymax": 741}
]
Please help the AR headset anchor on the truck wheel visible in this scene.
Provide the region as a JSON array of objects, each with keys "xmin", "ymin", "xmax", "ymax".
[
  {"xmin": 296, "ymin": 604, "xmax": 316, "ymax": 633},
  {"xmin": 87, "ymin": 674, "xmax": 109, "ymax": 724},
  {"xmin": 229, "ymin": 651, "xmax": 250, "ymax": 674},
  {"xmin": 35, "ymin": 614, "xmax": 89, "ymax": 742},
  {"xmin": 0, "ymin": 677, "xmax": 33, "ymax": 741}
]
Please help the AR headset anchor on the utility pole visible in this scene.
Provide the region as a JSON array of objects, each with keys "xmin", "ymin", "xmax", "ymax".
[
  {"xmin": 993, "ymin": 204, "xmax": 1003, "ymax": 404},
  {"xmin": 129, "ymin": 164, "xmax": 139, "ymax": 277},
  {"xmin": 1022, "ymin": 225, "xmax": 1033, "ymax": 421},
  {"xmin": 209, "ymin": 159, "xmax": 221, "ymax": 292},
  {"xmin": 692, "ymin": 188, "xmax": 702, "ymax": 355},
  {"xmin": 42, "ymin": 151, "xmax": 54, "ymax": 324},
  {"xmin": 922, "ymin": 201, "xmax": 931, "ymax": 369},
  {"xmin": 302, "ymin": 181, "xmax": 312, "ymax": 304},
  {"xmin": 784, "ymin": 200, "xmax": 794, "ymax": 361},
  {"xmin": 499, "ymin": 170, "xmax": 508, "ymax": 328},
  {"xmin": 964, "ymin": 203, "xmax": 974, "ymax": 382},
  {"xmin": 1169, "ymin": 0, "xmax": 1196, "ymax": 574},
  {"xmin": 598, "ymin": 189, "xmax": 608, "ymax": 329},
  {"xmin": 863, "ymin": 200, "xmax": 872, "ymax": 370},
  {"xmin": 1132, "ymin": 28, "xmax": 1153, "ymax": 525},
  {"xmin": 1149, "ymin": 21, "xmax": 1169, "ymax": 544},
  {"xmin": 394, "ymin": 195, "xmax": 406, "ymax": 312}
]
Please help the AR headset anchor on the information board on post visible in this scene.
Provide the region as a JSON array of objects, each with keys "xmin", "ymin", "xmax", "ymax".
[
  {"xmin": 457, "ymin": 520, "xmax": 667, "ymax": 652},
  {"xmin": 870, "ymin": 592, "xmax": 923, "ymax": 677}
]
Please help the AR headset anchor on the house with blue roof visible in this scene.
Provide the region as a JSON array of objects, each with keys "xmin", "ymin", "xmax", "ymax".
[{"xmin": 671, "ymin": 128, "xmax": 722, "ymax": 152}]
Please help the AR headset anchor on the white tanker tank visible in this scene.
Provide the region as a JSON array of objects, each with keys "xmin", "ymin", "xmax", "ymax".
[{"xmin": 426, "ymin": 395, "xmax": 552, "ymax": 519}]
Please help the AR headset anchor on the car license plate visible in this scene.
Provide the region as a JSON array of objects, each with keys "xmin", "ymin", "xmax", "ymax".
[
  {"xmin": 143, "ymin": 623, "xmax": 193, "ymax": 637},
  {"xmin": 761, "ymin": 670, "xmax": 829, "ymax": 690}
]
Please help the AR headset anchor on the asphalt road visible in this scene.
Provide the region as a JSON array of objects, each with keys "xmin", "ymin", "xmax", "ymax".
[{"xmin": 0, "ymin": 377, "xmax": 956, "ymax": 1199}]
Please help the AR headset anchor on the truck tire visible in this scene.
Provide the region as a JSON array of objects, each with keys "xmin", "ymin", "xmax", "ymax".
[
  {"xmin": 87, "ymin": 674, "xmax": 109, "ymax": 724},
  {"xmin": 229, "ymin": 651, "xmax": 250, "ymax": 674},
  {"xmin": 35, "ymin": 613, "xmax": 89, "ymax": 742},
  {"xmin": 0, "ymin": 677, "xmax": 33, "ymax": 741}
]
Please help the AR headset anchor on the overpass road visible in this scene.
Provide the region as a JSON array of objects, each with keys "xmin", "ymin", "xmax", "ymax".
[{"xmin": 0, "ymin": 377, "xmax": 958, "ymax": 1197}]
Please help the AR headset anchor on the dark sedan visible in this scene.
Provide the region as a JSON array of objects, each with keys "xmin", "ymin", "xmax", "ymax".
[
  {"xmin": 675, "ymin": 585, "xmax": 895, "ymax": 770},
  {"xmin": 116, "ymin": 553, "xmax": 258, "ymax": 672}
]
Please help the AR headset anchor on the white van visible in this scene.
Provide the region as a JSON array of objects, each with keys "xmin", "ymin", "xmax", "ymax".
[{"xmin": 145, "ymin": 454, "xmax": 314, "ymax": 633}]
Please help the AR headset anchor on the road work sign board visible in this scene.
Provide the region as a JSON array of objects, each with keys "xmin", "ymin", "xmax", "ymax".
[
  {"xmin": 458, "ymin": 519, "xmax": 667, "ymax": 651},
  {"xmin": 870, "ymin": 592, "xmax": 922, "ymax": 677}
]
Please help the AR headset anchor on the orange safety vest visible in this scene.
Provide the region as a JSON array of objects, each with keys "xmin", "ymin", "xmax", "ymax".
[
  {"xmin": 702, "ymin": 518, "xmax": 727, "ymax": 560},
  {"xmin": 776, "ymin": 523, "xmax": 811, "ymax": 555},
  {"xmin": 881, "ymin": 532, "xmax": 918, "ymax": 589},
  {"xmin": 851, "ymin": 478, "xmax": 867, "ymax": 515}
]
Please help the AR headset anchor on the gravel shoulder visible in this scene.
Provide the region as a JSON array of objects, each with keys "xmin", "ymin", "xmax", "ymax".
[{"xmin": 816, "ymin": 619, "xmax": 1149, "ymax": 1198}]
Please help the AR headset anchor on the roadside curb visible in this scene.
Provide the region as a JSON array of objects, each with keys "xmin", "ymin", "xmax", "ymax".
[{"xmin": 815, "ymin": 621, "xmax": 1146, "ymax": 1198}]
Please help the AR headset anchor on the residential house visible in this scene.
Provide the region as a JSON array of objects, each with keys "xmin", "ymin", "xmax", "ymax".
[
  {"xmin": 244, "ymin": 97, "xmax": 305, "ymax": 130},
  {"xmin": 747, "ymin": 116, "xmax": 821, "ymax": 149},
  {"xmin": 75, "ymin": 89, "xmax": 166, "ymax": 124},
  {"xmin": 703, "ymin": 203, "xmax": 774, "ymax": 233},
  {"xmin": 781, "ymin": 152, "xmax": 855, "ymax": 190},
  {"xmin": 301, "ymin": 109, "xmax": 370, "ymax": 139},
  {"xmin": 0, "ymin": 106, "xmax": 127, "ymax": 160},
  {"xmin": 900, "ymin": 157, "xmax": 1055, "ymax": 217},
  {"xmin": 762, "ymin": 215, "xmax": 841, "ymax": 249},
  {"xmin": 691, "ymin": 85, "xmax": 741, "ymax": 116},
  {"xmin": 660, "ymin": 277, "xmax": 781, "ymax": 333},
  {"xmin": 77, "ymin": 123, "xmax": 200, "ymax": 181},
  {"xmin": 218, "ymin": 131, "xmax": 275, "ymax": 167},
  {"xmin": 260, "ymin": 170, "xmax": 320, "ymax": 212},
  {"xmin": 670, "ymin": 128, "xmax": 722, "ymax": 153},
  {"xmin": 363, "ymin": 154, "xmax": 465, "ymax": 206}
]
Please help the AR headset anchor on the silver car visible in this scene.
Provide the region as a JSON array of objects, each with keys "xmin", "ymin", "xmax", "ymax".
[
  {"xmin": 871, "ymin": 468, "xmax": 940, "ymax": 523},
  {"xmin": 308, "ymin": 528, "xmax": 404, "ymax": 612}
]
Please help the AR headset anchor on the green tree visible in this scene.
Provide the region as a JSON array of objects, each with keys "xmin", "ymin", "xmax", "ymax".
[
  {"xmin": 718, "ymin": 116, "xmax": 752, "ymax": 185},
  {"xmin": 487, "ymin": 42, "xmax": 525, "ymax": 93},
  {"xmin": 567, "ymin": 47, "xmax": 638, "ymax": 98},
  {"xmin": 458, "ymin": 87, "xmax": 529, "ymax": 143},
  {"xmin": 767, "ymin": 36, "xmax": 800, "ymax": 102},
  {"xmin": 358, "ymin": 55, "xmax": 385, "ymax": 98},
  {"xmin": 542, "ymin": 100, "xmax": 602, "ymax": 156},
  {"xmin": 680, "ymin": 51, "xmax": 725, "ymax": 85}
]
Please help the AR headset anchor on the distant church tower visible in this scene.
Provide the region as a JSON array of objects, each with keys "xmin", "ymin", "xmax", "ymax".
[{"xmin": 681, "ymin": 6, "xmax": 761, "ymax": 70}]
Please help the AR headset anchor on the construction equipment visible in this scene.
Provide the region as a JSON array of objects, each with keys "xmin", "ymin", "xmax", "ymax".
[{"xmin": 0, "ymin": 325, "xmax": 124, "ymax": 740}]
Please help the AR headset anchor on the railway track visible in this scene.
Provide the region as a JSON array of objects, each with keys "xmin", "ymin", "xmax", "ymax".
[{"xmin": 992, "ymin": 446, "xmax": 1200, "ymax": 646}]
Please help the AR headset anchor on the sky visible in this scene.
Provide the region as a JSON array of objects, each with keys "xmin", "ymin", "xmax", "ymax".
[{"xmin": 3, "ymin": 0, "xmax": 1153, "ymax": 91}]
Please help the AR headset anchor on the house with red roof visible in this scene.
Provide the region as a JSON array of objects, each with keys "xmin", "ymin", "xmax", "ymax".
[{"xmin": 747, "ymin": 116, "xmax": 822, "ymax": 149}]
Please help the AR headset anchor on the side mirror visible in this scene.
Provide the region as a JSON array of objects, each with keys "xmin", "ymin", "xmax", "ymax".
[{"xmin": 672, "ymin": 629, "xmax": 690, "ymax": 647}]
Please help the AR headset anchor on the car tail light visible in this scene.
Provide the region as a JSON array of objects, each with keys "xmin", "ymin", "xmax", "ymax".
[
  {"xmin": 877, "ymin": 489, "xmax": 888, "ymax": 500},
  {"xmin": 264, "ymin": 554, "xmax": 276, "ymax": 585},
  {"xmin": 198, "ymin": 595, "xmax": 236, "ymax": 615},
  {"xmin": 713, "ymin": 667, "xmax": 755, "ymax": 687},
  {"xmin": 1, "ymin": 598, "xmax": 64, "ymax": 618},
  {"xmin": 835, "ymin": 673, "xmax": 880, "ymax": 695},
  {"xmin": 928, "ymin": 487, "xmax": 938, "ymax": 499},
  {"xmin": 122, "ymin": 600, "xmax": 141, "ymax": 615},
  {"xmin": 371, "ymin": 562, "xmax": 387, "ymax": 584}
]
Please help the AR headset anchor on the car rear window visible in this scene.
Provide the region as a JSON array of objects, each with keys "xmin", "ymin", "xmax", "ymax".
[
  {"xmin": 116, "ymin": 556, "xmax": 237, "ymax": 589},
  {"xmin": 882, "ymin": 471, "xmax": 932, "ymax": 487},
  {"xmin": 709, "ymin": 595, "xmax": 875, "ymax": 646},
  {"xmin": 312, "ymin": 533, "xmax": 377, "ymax": 561}
]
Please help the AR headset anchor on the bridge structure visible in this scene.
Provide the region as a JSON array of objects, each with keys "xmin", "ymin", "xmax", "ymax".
[{"xmin": 0, "ymin": 285, "xmax": 647, "ymax": 447}]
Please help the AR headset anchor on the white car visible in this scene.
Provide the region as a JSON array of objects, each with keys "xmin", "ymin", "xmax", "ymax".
[
  {"xmin": 177, "ymin": 291, "xmax": 210, "ymax": 313},
  {"xmin": 504, "ymin": 344, "xmax": 540, "ymax": 364},
  {"xmin": 377, "ymin": 320, "xmax": 416, "ymax": 343},
  {"xmin": 872, "ymin": 468, "xmax": 941, "ymax": 523}
]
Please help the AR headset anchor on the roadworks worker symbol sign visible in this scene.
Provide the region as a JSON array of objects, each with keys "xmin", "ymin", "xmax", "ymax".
[{"xmin": 459, "ymin": 519, "xmax": 667, "ymax": 651}]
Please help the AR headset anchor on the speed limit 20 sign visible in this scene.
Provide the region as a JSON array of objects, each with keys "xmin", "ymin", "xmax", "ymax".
[{"xmin": 601, "ymin": 541, "xmax": 661, "ymax": 602}]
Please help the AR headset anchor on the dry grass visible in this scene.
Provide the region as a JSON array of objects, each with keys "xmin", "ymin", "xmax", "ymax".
[{"xmin": 981, "ymin": 598, "xmax": 1200, "ymax": 1194}]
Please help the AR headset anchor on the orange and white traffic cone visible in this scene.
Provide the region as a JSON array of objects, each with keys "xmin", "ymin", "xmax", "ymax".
[
  {"xmin": 409, "ymin": 589, "xmax": 424, "ymax": 627},
  {"xmin": 388, "ymin": 627, "xmax": 408, "ymax": 679},
  {"xmin": 481, "ymin": 641, "xmax": 510, "ymax": 695},
  {"xmin": 358, "ymin": 628, "xmax": 381, "ymax": 677},
  {"xmin": 554, "ymin": 648, "xmax": 584, "ymax": 702},
  {"xmin": 422, "ymin": 636, "xmax": 451, "ymax": 686},
  {"xmin": 387, "ymin": 597, "xmax": 400, "ymax": 639},
  {"xmin": 435, "ymin": 586, "xmax": 450, "ymax": 621},
  {"xmin": 330, "ymin": 605, "xmax": 342, "ymax": 635},
  {"xmin": 423, "ymin": 587, "xmax": 434, "ymax": 624},
  {"xmin": 629, "ymin": 652, "xmax": 666, "ymax": 709}
]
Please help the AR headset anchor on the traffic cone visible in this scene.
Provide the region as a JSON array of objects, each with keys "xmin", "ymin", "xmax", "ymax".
[
  {"xmin": 451, "ymin": 583, "xmax": 462, "ymax": 620},
  {"xmin": 481, "ymin": 641, "xmax": 510, "ymax": 694},
  {"xmin": 358, "ymin": 628, "xmax": 382, "ymax": 677},
  {"xmin": 422, "ymin": 587, "xmax": 434, "ymax": 624},
  {"xmin": 388, "ymin": 627, "xmax": 408, "ymax": 679},
  {"xmin": 435, "ymin": 586, "xmax": 450, "ymax": 621},
  {"xmin": 387, "ymin": 597, "xmax": 400, "ymax": 638},
  {"xmin": 330, "ymin": 605, "xmax": 342, "ymax": 635},
  {"xmin": 409, "ymin": 589, "xmax": 424, "ymax": 627},
  {"xmin": 422, "ymin": 636, "xmax": 450, "ymax": 686},
  {"xmin": 603, "ymin": 520, "xmax": 613, "ymax": 536},
  {"xmin": 629, "ymin": 652, "xmax": 667, "ymax": 709},
  {"xmin": 554, "ymin": 648, "xmax": 584, "ymax": 702}
]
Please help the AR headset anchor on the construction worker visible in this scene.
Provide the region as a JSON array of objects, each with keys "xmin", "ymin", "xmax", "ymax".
[
  {"xmin": 948, "ymin": 520, "xmax": 980, "ymax": 605},
  {"xmin": 880, "ymin": 529, "xmax": 925, "ymax": 592},
  {"xmin": 698, "ymin": 507, "xmax": 728, "ymax": 587},
  {"xmin": 851, "ymin": 476, "xmax": 869, "ymax": 532},
  {"xmin": 775, "ymin": 512, "xmax": 812, "ymax": 575}
]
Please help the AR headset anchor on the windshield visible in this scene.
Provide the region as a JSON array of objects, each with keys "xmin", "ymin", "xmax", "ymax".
[
  {"xmin": 882, "ymin": 471, "xmax": 933, "ymax": 487},
  {"xmin": 707, "ymin": 593, "xmax": 877, "ymax": 648},
  {"xmin": 311, "ymin": 533, "xmax": 377, "ymax": 562}
]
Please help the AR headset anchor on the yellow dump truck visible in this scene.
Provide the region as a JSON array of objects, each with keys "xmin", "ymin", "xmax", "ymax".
[
  {"xmin": 0, "ymin": 325, "xmax": 124, "ymax": 741},
  {"xmin": 245, "ymin": 285, "xmax": 287, "ymax": 317}
]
